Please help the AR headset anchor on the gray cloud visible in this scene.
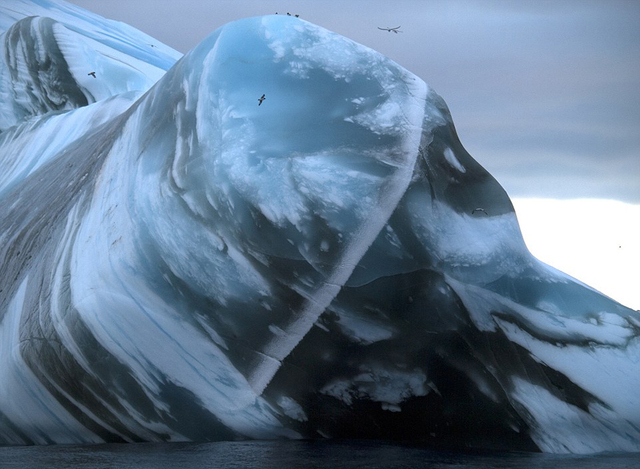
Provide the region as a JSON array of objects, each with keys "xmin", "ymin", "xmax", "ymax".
[{"xmin": 67, "ymin": 0, "xmax": 640, "ymax": 202}]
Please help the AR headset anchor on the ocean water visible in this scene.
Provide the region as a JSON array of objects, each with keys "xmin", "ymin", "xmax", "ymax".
[{"xmin": 1, "ymin": 440, "xmax": 639, "ymax": 469}]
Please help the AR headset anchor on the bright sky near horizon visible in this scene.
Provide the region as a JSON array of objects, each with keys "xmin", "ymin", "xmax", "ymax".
[
  {"xmin": 66, "ymin": 0, "xmax": 640, "ymax": 310},
  {"xmin": 513, "ymin": 199, "xmax": 640, "ymax": 310}
]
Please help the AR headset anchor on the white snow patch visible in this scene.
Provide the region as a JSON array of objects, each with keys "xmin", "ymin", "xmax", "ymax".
[
  {"xmin": 277, "ymin": 396, "xmax": 308, "ymax": 422},
  {"xmin": 443, "ymin": 147, "xmax": 466, "ymax": 173},
  {"xmin": 320, "ymin": 366, "xmax": 429, "ymax": 410},
  {"xmin": 510, "ymin": 377, "xmax": 640, "ymax": 453}
]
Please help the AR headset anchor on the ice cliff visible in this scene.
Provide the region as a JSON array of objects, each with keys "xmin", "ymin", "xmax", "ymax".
[{"xmin": 1, "ymin": 0, "xmax": 639, "ymax": 453}]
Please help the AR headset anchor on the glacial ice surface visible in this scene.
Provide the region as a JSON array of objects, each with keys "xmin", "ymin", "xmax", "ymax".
[{"xmin": 1, "ymin": 0, "xmax": 639, "ymax": 453}]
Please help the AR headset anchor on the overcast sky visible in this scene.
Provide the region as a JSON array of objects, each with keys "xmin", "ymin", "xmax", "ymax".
[{"xmin": 67, "ymin": 0, "xmax": 640, "ymax": 203}]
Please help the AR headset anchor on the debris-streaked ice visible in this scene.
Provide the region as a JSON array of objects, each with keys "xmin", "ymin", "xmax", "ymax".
[{"xmin": 1, "ymin": 0, "xmax": 639, "ymax": 453}]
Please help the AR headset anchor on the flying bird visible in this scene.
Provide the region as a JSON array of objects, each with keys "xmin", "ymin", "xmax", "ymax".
[
  {"xmin": 378, "ymin": 26, "xmax": 402, "ymax": 33},
  {"xmin": 472, "ymin": 208, "xmax": 488, "ymax": 216},
  {"xmin": 258, "ymin": 94, "xmax": 266, "ymax": 106},
  {"xmin": 88, "ymin": 71, "xmax": 96, "ymax": 78}
]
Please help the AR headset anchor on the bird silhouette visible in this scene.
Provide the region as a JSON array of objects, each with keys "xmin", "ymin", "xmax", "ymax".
[
  {"xmin": 258, "ymin": 94, "xmax": 266, "ymax": 106},
  {"xmin": 378, "ymin": 26, "xmax": 402, "ymax": 33},
  {"xmin": 88, "ymin": 71, "xmax": 96, "ymax": 78}
]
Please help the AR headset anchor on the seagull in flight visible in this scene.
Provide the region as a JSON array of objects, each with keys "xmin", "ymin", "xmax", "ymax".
[
  {"xmin": 88, "ymin": 71, "xmax": 96, "ymax": 78},
  {"xmin": 258, "ymin": 94, "xmax": 266, "ymax": 106},
  {"xmin": 378, "ymin": 26, "xmax": 402, "ymax": 33},
  {"xmin": 472, "ymin": 208, "xmax": 488, "ymax": 216}
]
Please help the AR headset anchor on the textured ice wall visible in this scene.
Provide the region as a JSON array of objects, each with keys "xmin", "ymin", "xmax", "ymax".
[{"xmin": 1, "ymin": 2, "xmax": 639, "ymax": 453}]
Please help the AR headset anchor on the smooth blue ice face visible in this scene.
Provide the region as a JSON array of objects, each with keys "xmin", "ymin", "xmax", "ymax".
[
  {"xmin": 121, "ymin": 16, "xmax": 430, "ymax": 400},
  {"xmin": 1, "ymin": 4, "xmax": 639, "ymax": 454}
]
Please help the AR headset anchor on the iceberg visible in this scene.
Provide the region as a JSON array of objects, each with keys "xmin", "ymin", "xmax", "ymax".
[{"xmin": 1, "ymin": 0, "xmax": 639, "ymax": 453}]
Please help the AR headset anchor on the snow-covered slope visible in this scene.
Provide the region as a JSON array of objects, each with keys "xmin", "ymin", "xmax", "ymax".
[
  {"xmin": 0, "ymin": 0, "xmax": 180, "ymax": 130},
  {"xmin": 1, "ymin": 0, "xmax": 639, "ymax": 453},
  {"xmin": 0, "ymin": 0, "xmax": 179, "ymax": 67}
]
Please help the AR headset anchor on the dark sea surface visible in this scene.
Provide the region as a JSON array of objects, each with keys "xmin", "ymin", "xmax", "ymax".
[{"xmin": 2, "ymin": 440, "xmax": 640, "ymax": 469}]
